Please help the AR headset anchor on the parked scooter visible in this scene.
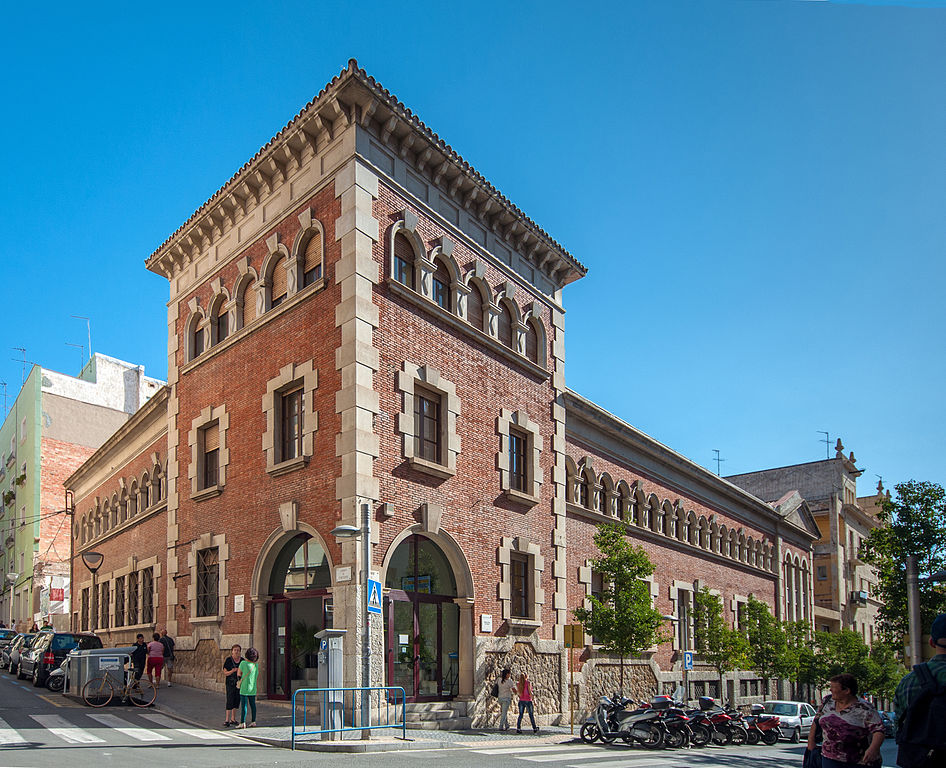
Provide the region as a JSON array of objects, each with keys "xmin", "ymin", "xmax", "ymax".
[
  {"xmin": 579, "ymin": 694, "xmax": 664, "ymax": 748},
  {"xmin": 744, "ymin": 703, "xmax": 782, "ymax": 746},
  {"xmin": 46, "ymin": 657, "xmax": 67, "ymax": 692},
  {"xmin": 651, "ymin": 697, "xmax": 693, "ymax": 748}
]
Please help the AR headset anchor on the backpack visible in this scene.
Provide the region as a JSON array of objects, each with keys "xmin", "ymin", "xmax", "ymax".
[
  {"xmin": 896, "ymin": 662, "xmax": 946, "ymax": 768},
  {"xmin": 490, "ymin": 681, "xmax": 499, "ymax": 698}
]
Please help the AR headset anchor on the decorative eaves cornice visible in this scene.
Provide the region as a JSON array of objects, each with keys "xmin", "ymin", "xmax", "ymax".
[{"xmin": 145, "ymin": 60, "xmax": 587, "ymax": 288}]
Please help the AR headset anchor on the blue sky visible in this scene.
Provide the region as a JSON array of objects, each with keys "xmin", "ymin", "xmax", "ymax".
[{"xmin": 1, "ymin": 0, "xmax": 943, "ymax": 493}]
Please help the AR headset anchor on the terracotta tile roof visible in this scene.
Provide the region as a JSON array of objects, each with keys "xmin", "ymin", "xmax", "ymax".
[{"xmin": 146, "ymin": 59, "xmax": 586, "ymax": 281}]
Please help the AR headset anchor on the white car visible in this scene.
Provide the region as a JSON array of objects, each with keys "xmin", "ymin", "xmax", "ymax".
[{"xmin": 761, "ymin": 700, "xmax": 817, "ymax": 742}]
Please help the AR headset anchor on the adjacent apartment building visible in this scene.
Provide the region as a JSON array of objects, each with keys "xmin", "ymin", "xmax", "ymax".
[
  {"xmin": 728, "ymin": 440, "xmax": 883, "ymax": 641},
  {"xmin": 67, "ymin": 61, "xmax": 818, "ymax": 725},
  {"xmin": 0, "ymin": 355, "xmax": 163, "ymax": 630}
]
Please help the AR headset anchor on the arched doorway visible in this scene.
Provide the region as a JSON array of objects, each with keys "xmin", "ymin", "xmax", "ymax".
[
  {"xmin": 384, "ymin": 534, "xmax": 459, "ymax": 701},
  {"xmin": 266, "ymin": 533, "xmax": 332, "ymax": 699}
]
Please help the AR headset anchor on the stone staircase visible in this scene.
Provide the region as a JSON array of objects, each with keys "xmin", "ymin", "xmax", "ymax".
[{"xmin": 404, "ymin": 701, "xmax": 471, "ymax": 730}]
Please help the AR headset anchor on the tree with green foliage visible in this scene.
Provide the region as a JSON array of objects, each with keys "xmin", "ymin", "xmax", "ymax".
[
  {"xmin": 572, "ymin": 523, "xmax": 670, "ymax": 691},
  {"xmin": 692, "ymin": 587, "xmax": 749, "ymax": 694},
  {"xmin": 796, "ymin": 629, "xmax": 904, "ymax": 701},
  {"xmin": 861, "ymin": 481, "xmax": 946, "ymax": 645},
  {"xmin": 779, "ymin": 620, "xmax": 813, "ymax": 699},
  {"xmin": 741, "ymin": 597, "xmax": 786, "ymax": 695}
]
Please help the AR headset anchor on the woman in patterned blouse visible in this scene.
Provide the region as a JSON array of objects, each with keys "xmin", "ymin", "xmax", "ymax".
[{"xmin": 808, "ymin": 673, "xmax": 884, "ymax": 767}]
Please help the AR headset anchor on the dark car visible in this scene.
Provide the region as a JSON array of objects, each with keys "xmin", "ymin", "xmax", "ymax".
[
  {"xmin": 1, "ymin": 633, "xmax": 36, "ymax": 675},
  {"xmin": 19, "ymin": 632, "xmax": 102, "ymax": 687}
]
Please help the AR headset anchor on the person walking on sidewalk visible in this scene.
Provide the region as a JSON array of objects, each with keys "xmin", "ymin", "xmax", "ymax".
[
  {"xmin": 146, "ymin": 632, "xmax": 165, "ymax": 687},
  {"xmin": 223, "ymin": 644, "xmax": 243, "ymax": 727},
  {"xmin": 516, "ymin": 671, "xmax": 538, "ymax": 734},
  {"xmin": 237, "ymin": 647, "xmax": 259, "ymax": 728},
  {"xmin": 497, "ymin": 668, "xmax": 516, "ymax": 731},
  {"xmin": 130, "ymin": 634, "xmax": 147, "ymax": 682},
  {"xmin": 160, "ymin": 629, "xmax": 175, "ymax": 687}
]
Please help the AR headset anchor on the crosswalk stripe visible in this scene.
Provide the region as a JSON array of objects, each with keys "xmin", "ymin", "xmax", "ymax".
[
  {"xmin": 0, "ymin": 717, "xmax": 28, "ymax": 746},
  {"xmin": 29, "ymin": 714, "xmax": 105, "ymax": 744},
  {"xmin": 523, "ymin": 750, "xmax": 611, "ymax": 762},
  {"xmin": 569, "ymin": 761, "xmax": 674, "ymax": 768},
  {"xmin": 136, "ymin": 712, "xmax": 238, "ymax": 740},
  {"xmin": 86, "ymin": 713, "xmax": 172, "ymax": 742},
  {"xmin": 473, "ymin": 745, "xmax": 579, "ymax": 755}
]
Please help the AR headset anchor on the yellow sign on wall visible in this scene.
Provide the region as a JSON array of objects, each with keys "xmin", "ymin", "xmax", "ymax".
[{"xmin": 563, "ymin": 624, "xmax": 584, "ymax": 648}]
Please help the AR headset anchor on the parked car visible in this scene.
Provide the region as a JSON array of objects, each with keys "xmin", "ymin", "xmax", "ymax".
[
  {"xmin": 880, "ymin": 710, "xmax": 896, "ymax": 738},
  {"xmin": 1, "ymin": 633, "xmax": 36, "ymax": 675},
  {"xmin": 761, "ymin": 700, "xmax": 818, "ymax": 742},
  {"xmin": 18, "ymin": 632, "xmax": 102, "ymax": 687},
  {"xmin": 0, "ymin": 628, "xmax": 17, "ymax": 652}
]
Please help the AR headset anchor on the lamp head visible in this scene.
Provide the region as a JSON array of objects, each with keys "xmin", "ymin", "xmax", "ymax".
[
  {"xmin": 81, "ymin": 551, "xmax": 104, "ymax": 574},
  {"xmin": 330, "ymin": 524, "xmax": 362, "ymax": 540},
  {"xmin": 4, "ymin": 573, "xmax": 17, "ymax": 585}
]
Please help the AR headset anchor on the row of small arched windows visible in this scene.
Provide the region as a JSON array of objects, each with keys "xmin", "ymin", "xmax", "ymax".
[
  {"xmin": 391, "ymin": 228, "xmax": 547, "ymax": 367},
  {"xmin": 186, "ymin": 223, "xmax": 324, "ymax": 361},
  {"xmin": 565, "ymin": 458, "xmax": 775, "ymax": 572},
  {"xmin": 75, "ymin": 463, "xmax": 166, "ymax": 546}
]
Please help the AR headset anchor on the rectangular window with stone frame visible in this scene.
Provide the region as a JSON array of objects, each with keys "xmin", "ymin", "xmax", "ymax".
[
  {"xmin": 511, "ymin": 553, "xmax": 530, "ymax": 619},
  {"xmin": 200, "ymin": 423, "xmax": 219, "ymax": 490},
  {"xmin": 196, "ymin": 547, "xmax": 219, "ymax": 617},
  {"xmin": 127, "ymin": 571, "xmax": 138, "ymax": 625},
  {"xmin": 278, "ymin": 387, "xmax": 304, "ymax": 463},
  {"xmin": 676, "ymin": 588, "xmax": 693, "ymax": 649},
  {"xmin": 509, "ymin": 429, "xmax": 528, "ymax": 493},
  {"xmin": 414, "ymin": 389, "xmax": 441, "ymax": 464},
  {"xmin": 100, "ymin": 581, "xmax": 110, "ymax": 630},
  {"xmin": 141, "ymin": 567, "xmax": 154, "ymax": 624},
  {"xmin": 114, "ymin": 575, "xmax": 125, "ymax": 627}
]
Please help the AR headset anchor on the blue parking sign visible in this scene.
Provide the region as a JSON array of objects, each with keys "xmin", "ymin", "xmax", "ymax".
[{"xmin": 683, "ymin": 650, "xmax": 694, "ymax": 670}]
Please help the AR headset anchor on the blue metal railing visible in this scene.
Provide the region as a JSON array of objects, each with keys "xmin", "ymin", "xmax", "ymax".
[{"xmin": 290, "ymin": 686, "xmax": 407, "ymax": 749}]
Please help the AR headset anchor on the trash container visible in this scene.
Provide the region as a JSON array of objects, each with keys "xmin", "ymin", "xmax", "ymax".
[{"xmin": 66, "ymin": 647, "xmax": 133, "ymax": 701}]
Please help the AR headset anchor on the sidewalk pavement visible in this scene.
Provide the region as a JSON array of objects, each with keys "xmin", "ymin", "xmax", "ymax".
[{"xmin": 146, "ymin": 681, "xmax": 579, "ymax": 752}]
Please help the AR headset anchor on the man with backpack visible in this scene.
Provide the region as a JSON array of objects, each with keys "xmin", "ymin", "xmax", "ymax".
[{"xmin": 895, "ymin": 613, "xmax": 946, "ymax": 768}]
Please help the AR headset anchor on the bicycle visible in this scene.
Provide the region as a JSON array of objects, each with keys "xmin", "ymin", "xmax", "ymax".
[{"xmin": 82, "ymin": 671, "xmax": 157, "ymax": 708}]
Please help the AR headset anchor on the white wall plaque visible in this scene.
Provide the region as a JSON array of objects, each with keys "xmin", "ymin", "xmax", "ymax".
[
  {"xmin": 234, "ymin": 594, "xmax": 245, "ymax": 613},
  {"xmin": 336, "ymin": 566, "xmax": 352, "ymax": 582},
  {"xmin": 480, "ymin": 614, "xmax": 493, "ymax": 633}
]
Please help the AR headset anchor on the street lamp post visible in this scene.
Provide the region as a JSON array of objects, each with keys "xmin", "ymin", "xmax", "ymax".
[
  {"xmin": 906, "ymin": 555, "xmax": 946, "ymax": 666},
  {"xmin": 81, "ymin": 552, "xmax": 103, "ymax": 633},
  {"xmin": 331, "ymin": 501, "xmax": 372, "ymax": 740},
  {"xmin": 5, "ymin": 573, "xmax": 19, "ymax": 629}
]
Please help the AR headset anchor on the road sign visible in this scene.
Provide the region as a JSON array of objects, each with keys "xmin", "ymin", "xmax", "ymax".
[
  {"xmin": 683, "ymin": 650, "xmax": 694, "ymax": 671},
  {"xmin": 563, "ymin": 624, "xmax": 583, "ymax": 648},
  {"xmin": 367, "ymin": 578, "xmax": 383, "ymax": 615}
]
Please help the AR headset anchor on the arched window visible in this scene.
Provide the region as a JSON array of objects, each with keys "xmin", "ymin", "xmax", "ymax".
[
  {"xmin": 524, "ymin": 321, "xmax": 539, "ymax": 364},
  {"xmin": 152, "ymin": 468, "xmax": 163, "ymax": 503},
  {"xmin": 467, "ymin": 282, "xmax": 484, "ymax": 331},
  {"xmin": 189, "ymin": 314, "xmax": 204, "ymax": 360},
  {"xmin": 270, "ymin": 256, "xmax": 288, "ymax": 308},
  {"xmin": 498, "ymin": 303, "xmax": 514, "ymax": 349},
  {"xmin": 393, "ymin": 232, "xmax": 415, "ymax": 289},
  {"xmin": 617, "ymin": 486, "xmax": 629, "ymax": 520},
  {"xmin": 269, "ymin": 534, "xmax": 331, "ymax": 594},
  {"xmin": 128, "ymin": 484, "xmax": 138, "ymax": 518},
  {"xmin": 577, "ymin": 471, "xmax": 591, "ymax": 508},
  {"xmin": 241, "ymin": 279, "xmax": 257, "ymax": 329},
  {"xmin": 432, "ymin": 258, "xmax": 451, "ymax": 310},
  {"xmin": 212, "ymin": 299, "xmax": 229, "ymax": 346},
  {"xmin": 302, "ymin": 233, "xmax": 323, "ymax": 287}
]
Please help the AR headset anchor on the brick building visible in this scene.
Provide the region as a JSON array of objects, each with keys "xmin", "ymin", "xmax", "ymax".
[
  {"xmin": 0, "ymin": 354, "xmax": 161, "ymax": 631},
  {"xmin": 728, "ymin": 440, "xmax": 883, "ymax": 641},
  {"xmin": 67, "ymin": 61, "xmax": 818, "ymax": 724}
]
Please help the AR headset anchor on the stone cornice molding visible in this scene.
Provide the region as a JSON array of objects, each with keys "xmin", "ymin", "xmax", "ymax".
[{"xmin": 146, "ymin": 60, "xmax": 586, "ymax": 289}]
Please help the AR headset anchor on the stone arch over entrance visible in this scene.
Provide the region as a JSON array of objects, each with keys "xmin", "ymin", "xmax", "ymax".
[
  {"xmin": 250, "ymin": 523, "xmax": 336, "ymax": 699},
  {"xmin": 381, "ymin": 524, "xmax": 475, "ymax": 701}
]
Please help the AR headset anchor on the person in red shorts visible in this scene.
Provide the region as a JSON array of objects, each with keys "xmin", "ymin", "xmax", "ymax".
[{"xmin": 146, "ymin": 632, "xmax": 165, "ymax": 685}]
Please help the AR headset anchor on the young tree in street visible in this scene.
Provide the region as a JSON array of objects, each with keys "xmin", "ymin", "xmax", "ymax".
[
  {"xmin": 861, "ymin": 481, "xmax": 946, "ymax": 644},
  {"xmin": 573, "ymin": 522, "xmax": 670, "ymax": 692},
  {"xmin": 779, "ymin": 620, "xmax": 813, "ymax": 700},
  {"xmin": 692, "ymin": 587, "xmax": 748, "ymax": 696},
  {"xmin": 741, "ymin": 597, "xmax": 786, "ymax": 696}
]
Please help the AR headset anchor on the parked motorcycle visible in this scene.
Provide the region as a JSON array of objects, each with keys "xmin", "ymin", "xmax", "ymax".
[
  {"xmin": 581, "ymin": 694, "xmax": 665, "ymax": 748},
  {"xmin": 45, "ymin": 656, "xmax": 68, "ymax": 693},
  {"xmin": 744, "ymin": 703, "xmax": 782, "ymax": 746}
]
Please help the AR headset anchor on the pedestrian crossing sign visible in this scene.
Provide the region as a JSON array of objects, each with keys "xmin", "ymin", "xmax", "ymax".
[{"xmin": 367, "ymin": 578, "xmax": 383, "ymax": 614}]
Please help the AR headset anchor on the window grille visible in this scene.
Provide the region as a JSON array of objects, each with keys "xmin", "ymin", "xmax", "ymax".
[
  {"xmin": 197, "ymin": 548, "xmax": 219, "ymax": 617},
  {"xmin": 141, "ymin": 567, "xmax": 154, "ymax": 624}
]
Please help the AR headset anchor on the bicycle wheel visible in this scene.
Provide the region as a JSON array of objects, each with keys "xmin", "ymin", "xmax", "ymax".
[
  {"xmin": 82, "ymin": 676, "xmax": 114, "ymax": 707},
  {"xmin": 129, "ymin": 679, "xmax": 157, "ymax": 707}
]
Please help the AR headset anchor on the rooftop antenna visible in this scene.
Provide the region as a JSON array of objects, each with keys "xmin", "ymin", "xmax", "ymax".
[
  {"xmin": 12, "ymin": 348, "xmax": 26, "ymax": 385},
  {"xmin": 66, "ymin": 342, "xmax": 85, "ymax": 372},
  {"xmin": 71, "ymin": 316, "xmax": 92, "ymax": 365},
  {"xmin": 817, "ymin": 431, "xmax": 830, "ymax": 459},
  {"xmin": 712, "ymin": 449, "xmax": 726, "ymax": 476}
]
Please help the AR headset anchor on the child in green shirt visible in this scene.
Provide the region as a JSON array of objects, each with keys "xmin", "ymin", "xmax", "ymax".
[{"xmin": 237, "ymin": 647, "xmax": 259, "ymax": 728}]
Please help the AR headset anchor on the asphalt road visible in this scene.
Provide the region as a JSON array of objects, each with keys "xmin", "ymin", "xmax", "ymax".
[{"xmin": 0, "ymin": 670, "xmax": 902, "ymax": 768}]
